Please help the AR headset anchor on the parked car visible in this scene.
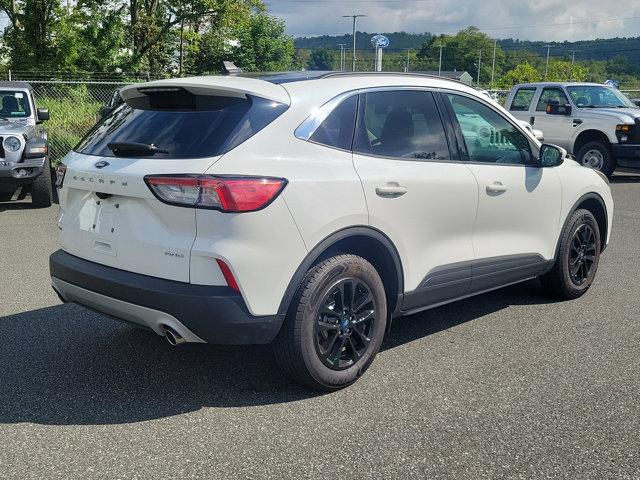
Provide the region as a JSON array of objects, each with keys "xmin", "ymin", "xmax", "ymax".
[
  {"xmin": 505, "ymin": 82, "xmax": 640, "ymax": 176},
  {"xmin": 50, "ymin": 72, "xmax": 613, "ymax": 390},
  {"xmin": 0, "ymin": 81, "xmax": 52, "ymax": 207}
]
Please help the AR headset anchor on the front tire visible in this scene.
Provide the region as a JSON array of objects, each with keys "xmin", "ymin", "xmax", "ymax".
[
  {"xmin": 31, "ymin": 162, "xmax": 53, "ymax": 208},
  {"xmin": 274, "ymin": 254, "xmax": 387, "ymax": 391},
  {"xmin": 539, "ymin": 209, "xmax": 601, "ymax": 299},
  {"xmin": 576, "ymin": 141, "xmax": 616, "ymax": 177}
]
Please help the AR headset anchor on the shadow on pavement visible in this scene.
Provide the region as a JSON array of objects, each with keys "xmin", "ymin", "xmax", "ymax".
[{"xmin": 0, "ymin": 279, "xmax": 555, "ymax": 426}]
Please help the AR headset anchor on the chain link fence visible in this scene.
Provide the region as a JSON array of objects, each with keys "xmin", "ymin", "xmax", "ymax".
[
  {"xmin": 9, "ymin": 77, "xmax": 640, "ymax": 164},
  {"xmin": 26, "ymin": 81, "xmax": 130, "ymax": 162}
]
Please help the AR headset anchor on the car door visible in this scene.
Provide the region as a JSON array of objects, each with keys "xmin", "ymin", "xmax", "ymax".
[
  {"xmin": 530, "ymin": 87, "xmax": 575, "ymax": 150},
  {"xmin": 442, "ymin": 92, "xmax": 562, "ymax": 293},
  {"xmin": 507, "ymin": 86, "xmax": 538, "ymax": 124},
  {"xmin": 352, "ymin": 89, "xmax": 479, "ymax": 311}
]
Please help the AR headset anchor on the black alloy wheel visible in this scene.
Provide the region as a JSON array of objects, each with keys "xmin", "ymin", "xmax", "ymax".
[
  {"xmin": 314, "ymin": 278, "xmax": 376, "ymax": 371},
  {"xmin": 568, "ymin": 224, "xmax": 597, "ymax": 286}
]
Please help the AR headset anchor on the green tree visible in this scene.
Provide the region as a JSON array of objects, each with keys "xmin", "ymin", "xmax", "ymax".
[
  {"xmin": 418, "ymin": 28, "xmax": 505, "ymax": 87},
  {"xmin": 499, "ymin": 61, "xmax": 541, "ymax": 88},
  {"xmin": 307, "ymin": 47, "xmax": 336, "ymax": 71},
  {"xmin": 547, "ymin": 60, "xmax": 588, "ymax": 82}
]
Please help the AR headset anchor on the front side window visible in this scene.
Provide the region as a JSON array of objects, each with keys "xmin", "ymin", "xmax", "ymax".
[
  {"xmin": 309, "ymin": 95, "xmax": 357, "ymax": 150},
  {"xmin": 510, "ymin": 88, "xmax": 536, "ymax": 112},
  {"xmin": 447, "ymin": 94, "xmax": 533, "ymax": 165},
  {"xmin": 0, "ymin": 90, "xmax": 31, "ymax": 118},
  {"xmin": 536, "ymin": 87, "xmax": 570, "ymax": 111},
  {"xmin": 353, "ymin": 90, "xmax": 450, "ymax": 161}
]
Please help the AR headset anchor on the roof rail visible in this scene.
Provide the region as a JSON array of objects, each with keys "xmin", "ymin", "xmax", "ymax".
[{"xmin": 319, "ymin": 71, "xmax": 467, "ymax": 85}]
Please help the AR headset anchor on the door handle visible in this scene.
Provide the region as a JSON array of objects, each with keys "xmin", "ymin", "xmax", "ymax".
[
  {"xmin": 375, "ymin": 183, "xmax": 407, "ymax": 198},
  {"xmin": 486, "ymin": 181, "xmax": 508, "ymax": 195}
]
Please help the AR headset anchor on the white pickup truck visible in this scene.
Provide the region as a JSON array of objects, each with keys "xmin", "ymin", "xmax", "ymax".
[{"xmin": 504, "ymin": 82, "xmax": 640, "ymax": 176}]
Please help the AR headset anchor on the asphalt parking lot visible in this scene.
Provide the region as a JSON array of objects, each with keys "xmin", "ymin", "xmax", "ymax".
[{"xmin": 1, "ymin": 175, "xmax": 639, "ymax": 479}]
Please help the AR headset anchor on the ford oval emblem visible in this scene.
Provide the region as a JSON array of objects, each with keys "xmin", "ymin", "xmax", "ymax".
[{"xmin": 95, "ymin": 161, "xmax": 110, "ymax": 169}]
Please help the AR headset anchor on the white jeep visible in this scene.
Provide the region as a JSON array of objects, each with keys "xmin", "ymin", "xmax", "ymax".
[{"xmin": 505, "ymin": 82, "xmax": 640, "ymax": 176}]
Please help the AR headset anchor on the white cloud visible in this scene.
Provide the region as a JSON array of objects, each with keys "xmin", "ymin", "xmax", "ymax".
[{"xmin": 265, "ymin": 0, "xmax": 640, "ymax": 41}]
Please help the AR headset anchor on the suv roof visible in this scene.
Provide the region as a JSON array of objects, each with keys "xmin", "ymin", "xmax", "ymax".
[
  {"xmin": 0, "ymin": 81, "xmax": 33, "ymax": 91},
  {"xmin": 239, "ymin": 71, "xmax": 467, "ymax": 86}
]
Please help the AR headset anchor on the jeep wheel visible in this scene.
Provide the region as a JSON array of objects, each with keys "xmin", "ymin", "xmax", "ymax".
[
  {"xmin": 577, "ymin": 141, "xmax": 616, "ymax": 177},
  {"xmin": 31, "ymin": 163, "xmax": 53, "ymax": 208},
  {"xmin": 274, "ymin": 254, "xmax": 387, "ymax": 391},
  {"xmin": 539, "ymin": 209, "xmax": 601, "ymax": 299}
]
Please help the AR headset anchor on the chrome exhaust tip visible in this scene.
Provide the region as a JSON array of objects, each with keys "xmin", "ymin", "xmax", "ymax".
[{"xmin": 164, "ymin": 327, "xmax": 187, "ymax": 346}]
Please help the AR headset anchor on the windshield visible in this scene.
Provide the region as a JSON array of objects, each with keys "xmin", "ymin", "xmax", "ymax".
[
  {"xmin": 567, "ymin": 86, "xmax": 636, "ymax": 108},
  {"xmin": 0, "ymin": 90, "xmax": 31, "ymax": 118},
  {"xmin": 75, "ymin": 93, "xmax": 288, "ymax": 159}
]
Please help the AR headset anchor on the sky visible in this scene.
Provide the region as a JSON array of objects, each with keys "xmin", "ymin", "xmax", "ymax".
[{"xmin": 265, "ymin": 0, "xmax": 640, "ymax": 41}]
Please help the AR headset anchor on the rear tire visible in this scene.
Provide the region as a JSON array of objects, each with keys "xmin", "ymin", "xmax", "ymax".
[
  {"xmin": 539, "ymin": 209, "xmax": 601, "ymax": 299},
  {"xmin": 31, "ymin": 162, "xmax": 53, "ymax": 208},
  {"xmin": 576, "ymin": 141, "xmax": 616, "ymax": 177},
  {"xmin": 273, "ymin": 254, "xmax": 387, "ymax": 391}
]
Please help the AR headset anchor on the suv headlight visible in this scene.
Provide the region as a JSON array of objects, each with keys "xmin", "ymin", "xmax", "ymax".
[{"xmin": 3, "ymin": 135, "xmax": 22, "ymax": 153}]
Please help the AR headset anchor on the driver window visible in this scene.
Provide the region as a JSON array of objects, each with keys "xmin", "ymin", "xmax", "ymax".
[
  {"xmin": 446, "ymin": 93, "xmax": 533, "ymax": 165},
  {"xmin": 536, "ymin": 87, "xmax": 570, "ymax": 111},
  {"xmin": 353, "ymin": 90, "xmax": 450, "ymax": 161}
]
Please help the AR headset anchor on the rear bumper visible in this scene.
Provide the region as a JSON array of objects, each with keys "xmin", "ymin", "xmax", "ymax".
[
  {"xmin": 0, "ymin": 157, "xmax": 46, "ymax": 181},
  {"xmin": 49, "ymin": 250, "xmax": 285, "ymax": 345},
  {"xmin": 612, "ymin": 144, "xmax": 640, "ymax": 168}
]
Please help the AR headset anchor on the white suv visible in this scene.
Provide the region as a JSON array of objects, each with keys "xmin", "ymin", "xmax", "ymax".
[{"xmin": 50, "ymin": 72, "xmax": 613, "ymax": 390}]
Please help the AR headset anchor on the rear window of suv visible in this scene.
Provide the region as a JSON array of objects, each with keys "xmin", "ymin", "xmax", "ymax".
[{"xmin": 75, "ymin": 89, "xmax": 288, "ymax": 159}]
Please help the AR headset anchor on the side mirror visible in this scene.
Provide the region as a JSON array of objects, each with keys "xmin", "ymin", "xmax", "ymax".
[
  {"xmin": 539, "ymin": 144, "xmax": 566, "ymax": 167},
  {"xmin": 36, "ymin": 108, "xmax": 49, "ymax": 123},
  {"xmin": 545, "ymin": 101, "xmax": 572, "ymax": 116},
  {"xmin": 98, "ymin": 106, "xmax": 114, "ymax": 118}
]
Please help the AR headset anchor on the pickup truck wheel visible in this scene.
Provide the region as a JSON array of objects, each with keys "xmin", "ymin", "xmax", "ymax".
[
  {"xmin": 576, "ymin": 141, "xmax": 616, "ymax": 177},
  {"xmin": 273, "ymin": 254, "xmax": 387, "ymax": 391},
  {"xmin": 31, "ymin": 163, "xmax": 53, "ymax": 208},
  {"xmin": 539, "ymin": 209, "xmax": 601, "ymax": 300}
]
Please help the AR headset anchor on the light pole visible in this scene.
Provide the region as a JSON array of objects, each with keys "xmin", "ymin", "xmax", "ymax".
[
  {"xmin": 544, "ymin": 44, "xmax": 551, "ymax": 80},
  {"xmin": 338, "ymin": 43, "xmax": 347, "ymax": 70},
  {"xmin": 491, "ymin": 39, "xmax": 497, "ymax": 88},
  {"xmin": 405, "ymin": 48, "xmax": 411, "ymax": 72},
  {"xmin": 343, "ymin": 14, "xmax": 365, "ymax": 71},
  {"xmin": 569, "ymin": 49, "xmax": 578, "ymax": 80},
  {"xmin": 477, "ymin": 50, "xmax": 482, "ymax": 88},
  {"xmin": 438, "ymin": 44, "xmax": 443, "ymax": 76}
]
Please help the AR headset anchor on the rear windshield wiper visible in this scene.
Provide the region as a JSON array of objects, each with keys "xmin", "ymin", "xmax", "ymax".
[{"xmin": 107, "ymin": 142, "xmax": 169, "ymax": 157}]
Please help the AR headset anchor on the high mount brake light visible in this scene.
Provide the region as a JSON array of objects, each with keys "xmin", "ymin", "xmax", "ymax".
[{"xmin": 144, "ymin": 175, "xmax": 288, "ymax": 212}]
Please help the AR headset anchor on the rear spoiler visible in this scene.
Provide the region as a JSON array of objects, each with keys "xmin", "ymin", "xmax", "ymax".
[
  {"xmin": 223, "ymin": 61, "xmax": 242, "ymax": 75},
  {"xmin": 120, "ymin": 75, "xmax": 290, "ymax": 105}
]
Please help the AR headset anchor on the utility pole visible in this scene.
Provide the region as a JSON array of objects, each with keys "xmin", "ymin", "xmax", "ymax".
[
  {"xmin": 477, "ymin": 50, "xmax": 482, "ymax": 88},
  {"xmin": 438, "ymin": 44, "xmax": 443, "ymax": 76},
  {"xmin": 544, "ymin": 44, "xmax": 551, "ymax": 80},
  {"xmin": 178, "ymin": 18, "xmax": 185, "ymax": 77},
  {"xmin": 491, "ymin": 39, "xmax": 497, "ymax": 88},
  {"xmin": 343, "ymin": 14, "xmax": 366, "ymax": 71},
  {"xmin": 569, "ymin": 49, "xmax": 578, "ymax": 80},
  {"xmin": 405, "ymin": 49, "xmax": 411, "ymax": 72},
  {"xmin": 338, "ymin": 44, "xmax": 347, "ymax": 70}
]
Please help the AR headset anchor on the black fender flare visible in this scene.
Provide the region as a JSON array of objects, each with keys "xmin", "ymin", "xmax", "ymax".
[
  {"xmin": 545, "ymin": 192, "xmax": 609, "ymax": 273},
  {"xmin": 277, "ymin": 226, "xmax": 405, "ymax": 316}
]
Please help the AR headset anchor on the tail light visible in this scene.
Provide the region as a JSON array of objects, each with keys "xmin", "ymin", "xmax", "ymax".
[
  {"xmin": 54, "ymin": 163, "xmax": 67, "ymax": 188},
  {"xmin": 216, "ymin": 259, "xmax": 240, "ymax": 293},
  {"xmin": 144, "ymin": 175, "xmax": 288, "ymax": 213}
]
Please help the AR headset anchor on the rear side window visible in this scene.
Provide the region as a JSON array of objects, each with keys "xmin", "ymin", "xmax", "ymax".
[
  {"xmin": 536, "ymin": 87, "xmax": 570, "ymax": 111},
  {"xmin": 353, "ymin": 90, "xmax": 450, "ymax": 161},
  {"xmin": 309, "ymin": 95, "xmax": 357, "ymax": 150},
  {"xmin": 75, "ymin": 90, "xmax": 288, "ymax": 159},
  {"xmin": 509, "ymin": 88, "xmax": 536, "ymax": 111}
]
